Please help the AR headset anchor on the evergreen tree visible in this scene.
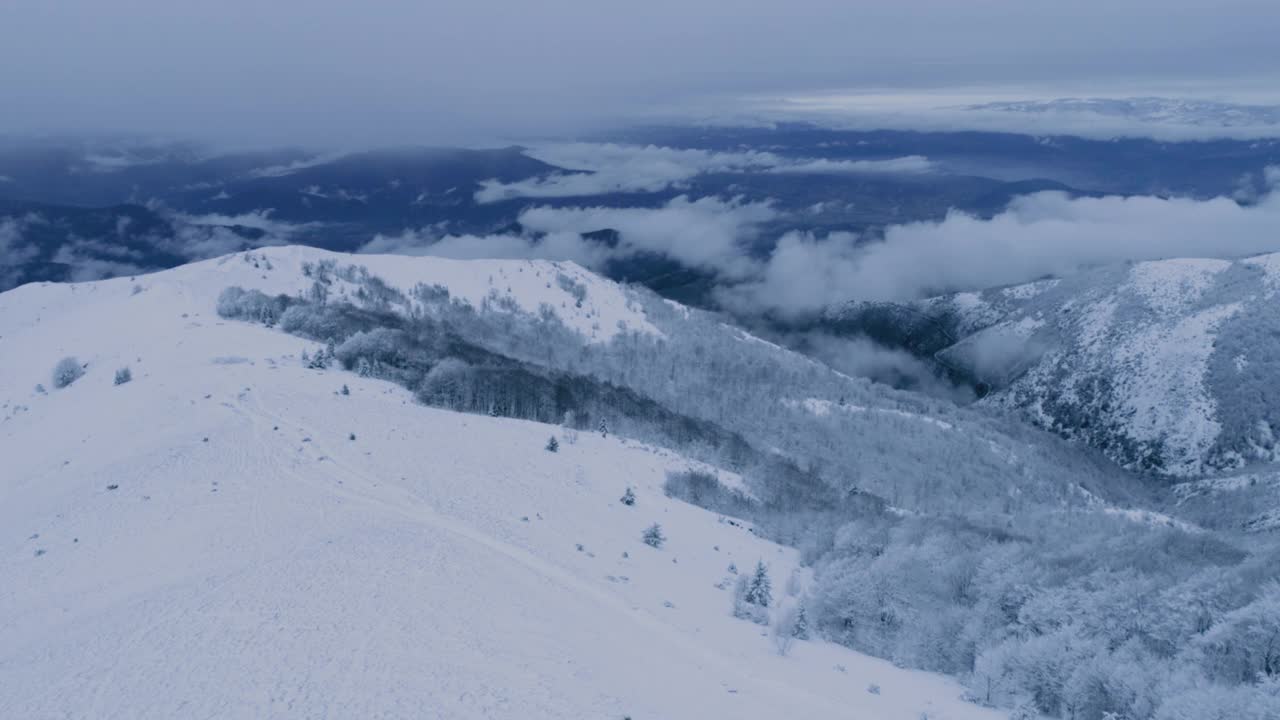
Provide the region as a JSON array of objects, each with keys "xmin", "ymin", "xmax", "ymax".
[
  {"xmin": 620, "ymin": 487, "xmax": 636, "ymax": 506},
  {"xmin": 642, "ymin": 523, "xmax": 665, "ymax": 548},
  {"xmin": 792, "ymin": 604, "xmax": 810, "ymax": 639},
  {"xmin": 545, "ymin": 435, "xmax": 559, "ymax": 452},
  {"xmin": 307, "ymin": 347, "xmax": 331, "ymax": 369},
  {"xmin": 357, "ymin": 357, "xmax": 372, "ymax": 377},
  {"xmin": 745, "ymin": 560, "xmax": 772, "ymax": 608},
  {"xmin": 598, "ymin": 417, "xmax": 608, "ymax": 438},
  {"xmin": 114, "ymin": 367, "xmax": 132, "ymax": 386},
  {"xmin": 340, "ymin": 384, "xmax": 350, "ymax": 396}
]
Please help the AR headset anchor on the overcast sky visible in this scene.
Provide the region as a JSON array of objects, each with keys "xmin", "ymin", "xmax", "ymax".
[{"xmin": 2, "ymin": 1, "xmax": 1278, "ymax": 145}]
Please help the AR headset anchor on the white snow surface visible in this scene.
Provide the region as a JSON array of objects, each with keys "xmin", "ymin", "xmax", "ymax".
[
  {"xmin": 1127, "ymin": 258, "xmax": 1231, "ymax": 316},
  {"xmin": 132, "ymin": 246, "xmax": 659, "ymax": 344},
  {"xmin": 0, "ymin": 260, "xmax": 998, "ymax": 719}
]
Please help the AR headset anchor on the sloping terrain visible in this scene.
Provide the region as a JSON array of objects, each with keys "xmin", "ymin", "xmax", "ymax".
[
  {"xmin": 0, "ymin": 251, "xmax": 1000, "ymax": 719},
  {"xmin": 833, "ymin": 253, "xmax": 1280, "ymax": 478}
]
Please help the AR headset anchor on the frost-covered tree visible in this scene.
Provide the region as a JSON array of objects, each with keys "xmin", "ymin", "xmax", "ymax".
[
  {"xmin": 599, "ymin": 417, "xmax": 608, "ymax": 438},
  {"xmin": 52, "ymin": 357, "xmax": 84, "ymax": 388},
  {"xmin": 772, "ymin": 613, "xmax": 796, "ymax": 656},
  {"xmin": 307, "ymin": 346, "xmax": 331, "ymax": 369},
  {"xmin": 545, "ymin": 435, "xmax": 559, "ymax": 452},
  {"xmin": 792, "ymin": 603, "xmax": 810, "ymax": 639},
  {"xmin": 620, "ymin": 487, "xmax": 636, "ymax": 506},
  {"xmin": 642, "ymin": 523, "xmax": 665, "ymax": 548},
  {"xmin": 745, "ymin": 561, "xmax": 772, "ymax": 609},
  {"xmin": 1193, "ymin": 582, "xmax": 1280, "ymax": 685},
  {"xmin": 356, "ymin": 357, "xmax": 373, "ymax": 377},
  {"xmin": 114, "ymin": 367, "xmax": 132, "ymax": 385}
]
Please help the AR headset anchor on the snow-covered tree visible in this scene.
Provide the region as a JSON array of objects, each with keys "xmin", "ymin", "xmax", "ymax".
[
  {"xmin": 745, "ymin": 560, "xmax": 772, "ymax": 609},
  {"xmin": 307, "ymin": 346, "xmax": 331, "ymax": 369},
  {"xmin": 545, "ymin": 436, "xmax": 559, "ymax": 452},
  {"xmin": 598, "ymin": 417, "xmax": 608, "ymax": 438},
  {"xmin": 642, "ymin": 523, "xmax": 665, "ymax": 548},
  {"xmin": 113, "ymin": 367, "xmax": 132, "ymax": 385},
  {"xmin": 620, "ymin": 487, "xmax": 636, "ymax": 506},
  {"xmin": 792, "ymin": 603, "xmax": 810, "ymax": 639},
  {"xmin": 1193, "ymin": 582, "xmax": 1280, "ymax": 684}
]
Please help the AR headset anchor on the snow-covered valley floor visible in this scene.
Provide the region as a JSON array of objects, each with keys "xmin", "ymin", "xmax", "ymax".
[{"xmin": 0, "ymin": 258, "xmax": 1003, "ymax": 719}]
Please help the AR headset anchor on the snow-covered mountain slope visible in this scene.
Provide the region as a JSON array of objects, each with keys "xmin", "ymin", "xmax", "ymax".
[
  {"xmin": 904, "ymin": 253, "xmax": 1280, "ymax": 477},
  {"xmin": 0, "ymin": 258, "xmax": 1000, "ymax": 719}
]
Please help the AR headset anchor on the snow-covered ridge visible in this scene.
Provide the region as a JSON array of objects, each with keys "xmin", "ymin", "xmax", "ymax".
[
  {"xmin": 923, "ymin": 254, "xmax": 1280, "ymax": 477},
  {"xmin": 0, "ymin": 251, "xmax": 997, "ymax": 719},
  {"xmin": 2, "ymin": 245, "xmax": 662, "ymax": 346}
]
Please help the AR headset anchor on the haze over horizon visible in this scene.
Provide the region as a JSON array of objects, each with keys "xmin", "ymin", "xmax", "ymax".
[{"xmin": 3, "ymin": 1, "xmax": 1280, "ymax": 146}]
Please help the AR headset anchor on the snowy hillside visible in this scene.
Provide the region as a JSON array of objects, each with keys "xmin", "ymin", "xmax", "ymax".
[
  {"xmin": 0, "ymin": 251, "xmax": 1000, "ymax": 719},
  {"xmin": 912, "ymin": 253, "xmax": 1280, "ymax": 477}
]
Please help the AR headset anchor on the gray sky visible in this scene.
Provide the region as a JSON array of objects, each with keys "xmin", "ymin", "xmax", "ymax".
[{"xmin": 2, "ymin": 1, "xmax": 1278, "ymax": 145}]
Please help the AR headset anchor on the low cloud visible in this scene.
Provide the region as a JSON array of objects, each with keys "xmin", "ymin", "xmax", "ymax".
[
  {"xmin": 517, "ymin": 195, "xmax": 775, "ymax": 277},
  {"xmin": 724, "ymin": 180, "xmax": 1280, "ymax": 316},
  {"xmin": 475, "ymin": 143, "xmax": 934, "ymax": 202},
  {"xmin": 791, "ymin": 330, "xmax": 974, "ymax": 402},
  {"xmin": 0, "ymin": 218, "xmax": 40, "ymax": 288},
  {"xmin": 737, "ymin": 94, "xmax": 1280, "ymax": 142},
  {"xmin": 359, "ymin": 194, "xmax": 776, "ymax": 278},
  {"xmin": 767, "ymin": 155, "xmax": 934, "ymax": 175},
  {"xmin": 360, "ymin": 228, "xmax": 610, "ymax": 268}
]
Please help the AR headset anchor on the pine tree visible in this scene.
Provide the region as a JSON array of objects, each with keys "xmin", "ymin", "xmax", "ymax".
[
  {"xmin": 598, "ymin": 417, "xmax": 608, "ymax": 438},
  {"xmin": 620, "ymin": 487, "xmax": 636, "ymax": 506},
  {"xmin": 340, "ymin": 384, "xmax": 350, "ymax": 396},
  {"xmin": 642, "ymin": 523, "xmax": 665, "ymax": 548},
  {"xmin": 545, "ymin": 435, "xmax": 559, "ymax": 452},
  {"xmin": 745, "ymin": 560, "xmax": 772, "ymax": 608},
  {"xmin": 357, "ymin": 357, "xmax": 372, "ymax": 377},
  {"xmin": 792, "ymin": 604, "xmax": 810, "ymax": 639}
]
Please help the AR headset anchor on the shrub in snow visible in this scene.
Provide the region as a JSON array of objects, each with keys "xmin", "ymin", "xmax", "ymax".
[
  {"xmin": 114, "ymin": 367, "xmax": 132, "ymax": 385},
  {"xmin": 340, "ymin": 384, "xmax": 350, "ymax": 396},
  {"xmin": 867, "ymin": 684, "xmax": 880, "ymax": 695},
  {"xmin": 545, "ymin": 436, "xmax": 559, "ymax": 452},
  {"xmin": 52, "ymin": 357, "xmax": 84, "ymax": 388},
  {"xmin": 620, "ymin": 487, "xmax": 636, "ymax": 506},
  {"xmin": 642, "ymin": 523, "xmax": 665, "ymax": 548},
  {"xmin": 771, "ymin": 612, "xmax": 796, "ymax": 656}
]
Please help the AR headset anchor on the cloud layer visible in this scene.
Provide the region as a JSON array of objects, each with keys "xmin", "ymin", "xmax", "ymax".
[
  {"xmin": 723, "ymin": 182, "xmax": 1280, "ymax": 316},
  {"xmin": 475, "ymin": 144, "xmax": 934, "ymax": 203},
  {"xmin": 372, "ymin": 168, "xmax": 1280, "ymax": 322}
]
